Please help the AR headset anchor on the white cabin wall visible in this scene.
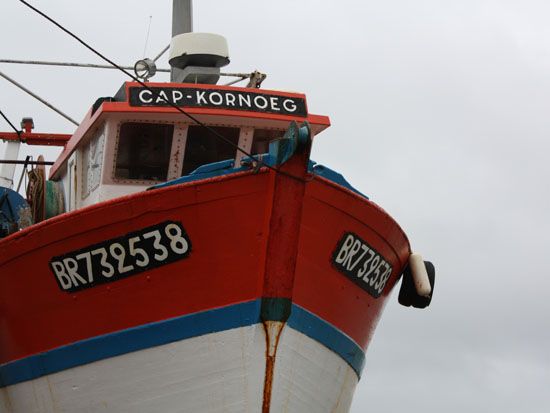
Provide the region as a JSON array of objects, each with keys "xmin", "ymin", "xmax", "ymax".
[
  {"xmin": 57, "ymin": 112, "xmax": 303, "ymax": 212},
  {"xmin": 93, "ymin": 183, "xmax": 152, "ymax": 203},
  {"xmin": 79, "ymin": 182, "xmax": 101, "ymax": 208},
  {"xmin": 79, "ymin": 119, "xmax": 115, "ymax": 208},
  {"xmin": 51, "ymin": 152, "xmax": 79, "ymax": 213},
  {"xmin": 100, "ymin": 117, "xmax": 120, "ymax": 193},
  {"xmin": 79, "ymin": 124, "xmax": 106, "ymax": 209},
  {"xmin": 60, "ymin": 166, "xmax": 68, "ymax": 211}
]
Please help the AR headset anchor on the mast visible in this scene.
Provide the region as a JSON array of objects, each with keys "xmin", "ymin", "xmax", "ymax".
[{"xmin": 171, "ymin": 0, "xmax": 193, "ymax": 82}]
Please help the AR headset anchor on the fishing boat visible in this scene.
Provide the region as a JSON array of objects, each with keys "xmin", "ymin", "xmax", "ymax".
[{"xmin": 0, "ymin": 1, "xmax": 435, "ymax": 412}]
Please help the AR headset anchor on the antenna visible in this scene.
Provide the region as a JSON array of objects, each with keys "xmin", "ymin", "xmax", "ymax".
[{"xmin": 142, "ymin": 15, "xmax": 153, "ymax": 58}]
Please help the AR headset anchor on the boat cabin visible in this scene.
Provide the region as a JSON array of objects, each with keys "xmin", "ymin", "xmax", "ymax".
[{"xmin": 49, "ymin": 82, "xmax": 330, "ymax": 212}]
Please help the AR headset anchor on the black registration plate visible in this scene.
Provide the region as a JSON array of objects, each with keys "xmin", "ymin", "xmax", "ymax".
[
  {"xmin": 49, "ymin": 221, "xmax": 191, "ymax": 292},
  {"xmin": 332, "ymin": 232, "xmax": 393, "ymax": 298}
]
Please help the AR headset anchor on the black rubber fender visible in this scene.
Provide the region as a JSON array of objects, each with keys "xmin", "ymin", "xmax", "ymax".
[{"xmin": 398, "ymin": 261, "xmax": 435, "ymax": 308}]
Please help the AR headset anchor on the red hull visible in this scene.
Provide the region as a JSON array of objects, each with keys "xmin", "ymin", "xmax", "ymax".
[{"xmin": 0, "ymin": 168, "xmax": 409, "ymax": 372}]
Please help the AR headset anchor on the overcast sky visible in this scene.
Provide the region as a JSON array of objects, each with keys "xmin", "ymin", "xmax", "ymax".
[{"xmin": 1, "ymin": 1, "xmax": 549, "ymax": 412}]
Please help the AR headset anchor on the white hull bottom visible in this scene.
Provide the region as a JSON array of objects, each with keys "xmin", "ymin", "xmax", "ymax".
[{"xmin": 1, "ymin": 324, "xmax": 358, "ymax": 412}]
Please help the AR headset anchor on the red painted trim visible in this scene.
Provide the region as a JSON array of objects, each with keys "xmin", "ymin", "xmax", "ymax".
[
  {"xmin": 122, "ymin": 81, "xmax": 310, "ymax": 100},
  {"xmin": 0, "ymin": 132, "xmax": 71, "ymax": 146},
  {"xmin": 261, "ymin": 143, "xmax": 311, "ymax": 300},
  {"xmin": 98, "ymin": 101, "xmax": 330, "ymax": 126}
]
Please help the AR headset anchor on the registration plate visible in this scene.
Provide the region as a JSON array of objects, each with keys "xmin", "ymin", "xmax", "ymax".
[
  {"xmin": 50, "ymin": 221, "xmax": 191, "ymax": 292},
  {"xmin": 332, "ymin": 232, "xmax": 393, "ymax": 298}
]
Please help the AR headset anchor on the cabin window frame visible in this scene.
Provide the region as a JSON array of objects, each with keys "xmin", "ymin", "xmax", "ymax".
[
  {"xmin": 180, "ymin": 123, "xmax": 244, "ymax": 176},
  {"xmin": 107, "ymin": 120, "xmax": 288, "ymax": 186},
  {"xmin": 177, "ymin": 123, "xmax": 284, "ymax": 174},
  {"xmin": 250, "ymin": 127, "xmax": 286, "ymax": 156},
  {"xmin": 111, "ymin": 120, "xmax": 179, "ymax": 185},
  {"xmin": 167, "ymin": 124, "xmax": 188, "ymax": 181},
  {"xmin": 235, "ymin": 126, "xmax": 254, "ymax": 167}
]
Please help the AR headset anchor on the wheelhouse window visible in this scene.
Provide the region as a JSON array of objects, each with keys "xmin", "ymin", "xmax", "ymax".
[
  {"xmin": 251, "ymin": 129, "xmax": 283, "ymax": 154},
  {"xmin": 181, "ymin": 126, "xmax": 240, "ymax": 175},
  {"xmin": 115, "ymin": 122, "xmax": 174, "ymax": 182}
]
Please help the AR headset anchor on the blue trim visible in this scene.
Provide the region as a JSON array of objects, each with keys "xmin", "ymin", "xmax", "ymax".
[
  {"xmin": 150, "ymin": 157, "xmax": 368, "ymax": 199},
  {"xmin": 150, "ymin": 159, "xmax": 250, "ymax": 190},
  {"xmin": 288, "ymin": 304, "xmax": 365, "ymax": 377},
  {"xmin": 0, "ymin": 300, "xmax": 261, "ymax": 388},
  {"xmin": 1, "ymin": 300, "xmax": 365, "ymax": 387},
  {"xmin": 309, "ymin": 162, "xmax": 368, "ymax": 199}
]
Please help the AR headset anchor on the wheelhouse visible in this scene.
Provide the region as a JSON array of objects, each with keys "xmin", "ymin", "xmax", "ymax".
[{"xmin": 49, "ymin": 82, "xmax": 330, "ymax": 211}]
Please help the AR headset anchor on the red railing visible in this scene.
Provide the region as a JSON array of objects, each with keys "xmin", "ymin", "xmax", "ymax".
[{"xmin": 0, "ymin": 132, "xmax": 71, "ymax": 146}]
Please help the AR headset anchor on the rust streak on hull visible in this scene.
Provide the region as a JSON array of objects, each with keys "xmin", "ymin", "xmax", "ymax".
[{"xmin": 261, "ymin": 320, "xmax": 285, "ymax": 413}]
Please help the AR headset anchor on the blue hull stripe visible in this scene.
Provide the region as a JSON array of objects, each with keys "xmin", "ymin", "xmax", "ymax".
[
  {"xmin": 1, "ymin": 300, "xmax": 365, "ymax": 387},
  {"xmin": 288, "ymin": 304, "xmax": 365, "ymax": 375}
]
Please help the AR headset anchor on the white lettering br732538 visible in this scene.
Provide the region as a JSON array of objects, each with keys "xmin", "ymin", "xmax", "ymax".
[
  {"xmin": 331, "ymin": 232, "xmax": 393, "ymax": 298},
  {"xmin": 49, "ymin": 221, "xmax": 192, "ymax": 293}
]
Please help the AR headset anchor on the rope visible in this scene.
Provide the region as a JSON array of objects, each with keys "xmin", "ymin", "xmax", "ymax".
[
  {"xmin": 26, "ymin": 163, "xmax": 44, "ymax": 223},
  {"xmin": 16, "ymin": 0, "xmax": 311, "ymax": 183}
]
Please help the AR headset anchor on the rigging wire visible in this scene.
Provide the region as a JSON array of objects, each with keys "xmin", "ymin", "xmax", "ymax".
[
  {"xmin": 16, "ymin": 0, "xmax": 309, "ymax": 183},
  {"xmin": 0, "ymin": 108, "xmax": 20, "ymax": 135},
  {"xmin": 0, "ymin": 59, "xmax": 262, "ymax": 80},
  {"xmin": 153, "ymin": 45, "xmax": 170, "ymax": 62},
  {"xmin": 0, "ymin": 70, "xmax": 79, "ymax": 126},
  {"xmin": 0, "ymin": 59, "xmax": 170, "ymax": 72}
]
